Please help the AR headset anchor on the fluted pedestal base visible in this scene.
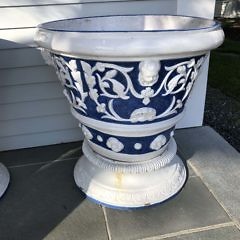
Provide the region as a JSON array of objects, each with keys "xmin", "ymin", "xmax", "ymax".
[
  {"xmin": 74, "ymin": 139, "xmax": 187, "ymax": 209},
  {"xmin": 0, "ymin": 163, "xmax": 10, "ymax": 198}
]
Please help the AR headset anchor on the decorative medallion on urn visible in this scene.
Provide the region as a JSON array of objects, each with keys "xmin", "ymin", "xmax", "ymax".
[
  {"xmin": 138, "ymin": 60, "xmax": 161, "ymax": 86},
  {"xmin": 35, "ymin": 15, "xmax": 224, "ymax": 208}
]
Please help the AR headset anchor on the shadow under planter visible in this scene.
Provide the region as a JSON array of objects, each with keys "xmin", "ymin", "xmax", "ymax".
[{"xmin": 0, "ymin": 158, "xmax": 86, "ymax": 240}]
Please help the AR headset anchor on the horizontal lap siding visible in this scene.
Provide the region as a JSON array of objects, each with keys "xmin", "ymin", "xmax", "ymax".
[
  {"xmin": 0, "ymin": 128, "xmax": 82, "ymax": 151},
  {"xmin": 0, "ymin": 0, "xmax": 154, "ymax": 7},
  {"xmin": 0, "ymin": 0, "xmax": 177, "ymax": 151},
  {"xmin": 0, "ymin": 48, "xmax": 45, "ymax": 69},
  {"xmin": 0, "ymin": 98, "xmax": 69, "ymax": 121},
  {"xmin": 0, "ymin": 65, "xmax": 56, "ymax": 86},
  {"xmin": 0, "ymin": 0, "xmax": 176, "ymax": 50},
  {"xmin": 0, "ymin": 114, "xmax": 79, "ymax": 138},
  {"xmin": 0, "ymin": 1, "xmax": 175, "ymax": 29},
  {"xmin": 0, "ymin": 82, "xmax": 63, "ymax": 104}
]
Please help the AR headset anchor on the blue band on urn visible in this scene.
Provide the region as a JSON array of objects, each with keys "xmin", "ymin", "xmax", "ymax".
[
  {"xmin": 81, "ymin": 125, "xmax": 174, "ymax": 155},
  {"xmin": 50, "ymin": 53, "xmax": 206, "ymax": 125}
]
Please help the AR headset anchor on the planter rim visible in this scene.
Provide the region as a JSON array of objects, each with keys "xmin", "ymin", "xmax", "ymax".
[
  {"xmin": 37, "ymin": 14, "xmax": 220, "ymax": 33},
  {"xmin": 35, "ymin": 14, "xmax": 224, "ymax": 59}
]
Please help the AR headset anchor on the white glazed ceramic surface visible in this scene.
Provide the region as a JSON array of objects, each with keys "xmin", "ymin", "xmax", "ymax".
[
  {"xmin": 35, "ymin": 15, "xmax": 224, "ymax": 208},
  {"xmin": 35, "ymin": 15, "xmax": 224, "ymax": 60}
]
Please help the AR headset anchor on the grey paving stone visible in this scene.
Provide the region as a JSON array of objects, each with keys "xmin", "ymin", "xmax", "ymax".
[
  {"xmin": 105, "ymin": 177, "xmax": 230, "ymax": 240},
  {"xmin": 43, "ymin": 200, "xmax": 107, "ymax": 240},
  {"xmin": 0, "ymin": 158, "xmax": 108, "ymax": 240},
  {"xmin": 177, "ymin": 151, "xmax": 196, "ymax": 177},
  {"xmin": 175, "ymin": 126, "xmax": 240, "ymax": 223},
  {"xmin": 185, "ymin": 164, "xmax": 195, "ymax": 177},
  {"xmin": 163, "ymin": 226, "xmax": 240, "ymax": 240},
  {"xmin": 187, "ymin": 165, "xmax": 196, "ymax": 177},
  {"xmin": 0, "ymin": 141, "xmax": 82, "ymax": 167}
]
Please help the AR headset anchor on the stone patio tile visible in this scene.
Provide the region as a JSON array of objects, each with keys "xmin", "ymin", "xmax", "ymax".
[
  {"xmin": 183, "ymin": 164, "xmax": 196, "ymax": 178},
  {"xmin": 176, "ymin": 151, "xmax": 196, "ymax": 178},
  {"xmin": 186, "ymin": 165, "xmax": 196, "ymax": 177},
  {"xmin": 104, "ymin": 177, "xmax": 231, "ymax": 240},
  {"xmin": 0, "ymin": 158, "xmax": 108, "ymax": 240},
  {"xmin": 175, "ymin": 126, "xmax": 240, "ymax": 223},
  {"xmin": 43, "ymin": 200, "xmax": 107, "ymax": 240},
  {"xmin": 163, "ymin": 226, "xmax": 240, "ymax": 240},
  {"xmin": 0, "ymin": 141, "xmax": 82, "ymax": 167}
]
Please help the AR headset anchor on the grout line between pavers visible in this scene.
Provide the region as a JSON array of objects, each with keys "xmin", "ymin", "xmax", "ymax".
[
  {"xmin": 7, "ymin": 157, "xmax": 78, "ymax": 169},
  {"xmin": 177, "ymin": 145, "xmax": 240, "ymax": 230},
  {"xmin": 188, "ymin": 161, "xmax": 240, "ymax": 230},
  {"xmin": 138, "ymin": 222, "xmax": 235, "ymax": 240},
  {"xmin": 188, "ymin": 175, "xmax": 198, "ymax": 178},
  {"xmin": 102, "ymin": 206, "xmax": 112, "ymax": 240}
]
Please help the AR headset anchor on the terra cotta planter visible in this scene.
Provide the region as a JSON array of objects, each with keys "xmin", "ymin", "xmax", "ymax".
[{"xmin": 35, "ymin": 15, "xmax": 224, "ymax": 209}]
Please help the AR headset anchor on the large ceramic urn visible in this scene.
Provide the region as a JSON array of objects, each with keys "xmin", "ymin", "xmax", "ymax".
[{"xmin": 35, "ymin": 15, "xmax": 224, "ymax": 209}]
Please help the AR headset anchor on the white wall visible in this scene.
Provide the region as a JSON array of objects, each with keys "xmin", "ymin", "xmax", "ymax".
[
  {"xmin": 176, "ymin": 0, "xmax": 216, "ymax": 129},
  {"xmin": 0, "ymin": 0, "xmax": 177, "ymax": 151}
]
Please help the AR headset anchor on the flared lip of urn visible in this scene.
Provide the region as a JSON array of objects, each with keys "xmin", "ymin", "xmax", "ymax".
[{"xmin": 35, "ymin": 14, "xmax": 224, "ymax": 59}]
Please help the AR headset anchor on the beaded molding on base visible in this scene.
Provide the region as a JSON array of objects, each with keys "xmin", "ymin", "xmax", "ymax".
[{"xmin": 82, "ymin": 138, "xmax": 177, "ymax": 174}]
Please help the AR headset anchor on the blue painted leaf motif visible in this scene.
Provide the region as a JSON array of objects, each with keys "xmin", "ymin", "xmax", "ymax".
[
  {"xmin": 108, "ymin": 79, "xmax": 128, "ymax": 99},
  {"xmin": 179, "ymin": 78, "xmax": 187, "ymax": 84},
  {"xmin": 81, "ymin": 61, "xmax": 96, "ymax": 87},
  {"xmin": 96, "ymin": 62, "xmax": 105, "ymax": 72},
  {"xmin": 166, "ymin": 74, "xmax": 182, "ymax": 94},
  {"xmin": 71, "ymin": 71, "xmax": 81, "ymax": 81},
  {"xmin": 75, "ymin": 96, "xmax": 87, "ymax": 108},
  {"xmin": 81, "ymin": 61, "xmax": 92, "ymax": 76},
  {"xmin": 105, "ymin": 70, "xmax": 117, "ymax": 79},
  {"xmin": 102, "ymin": 81, "xmax": 110, "ymax": 88},
  {"xmin": 187, "ymin": 58, "xmax": 195, "ymax": 68},
  {"xmin": 68, "ymin": 59, "xmax": 78, "ymax": 71},
  {"xmin": 89, "ymin": 89, "xmax": 99, "ymax": 101}
]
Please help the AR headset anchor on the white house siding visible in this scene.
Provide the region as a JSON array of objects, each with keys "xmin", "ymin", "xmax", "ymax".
[
  {"xmin": 0, "ymin": 0, "xmax": 177, "ymax": 150},
  {"xmin": 175, "ymin": 0, "xmax": 216, "ymax": 129}
]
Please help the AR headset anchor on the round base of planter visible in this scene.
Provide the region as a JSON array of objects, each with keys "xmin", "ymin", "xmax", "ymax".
[
  {"xmin": 74, "ymin": 140, "xmax": 187, "ymax": 209},
  {"xmin": 0, "ymin": 163, "xmax": 10, "ymax": 198}
]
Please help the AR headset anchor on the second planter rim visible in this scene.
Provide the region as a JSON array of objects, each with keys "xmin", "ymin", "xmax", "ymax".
[{"xmin": 34, "ymin": 14, "xmax": 224, "ymax": 59}]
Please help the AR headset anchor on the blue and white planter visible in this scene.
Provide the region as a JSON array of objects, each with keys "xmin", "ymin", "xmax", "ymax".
[{"xmin": 35, "ymin": 15, "xmax": 224, "ymax": 208}]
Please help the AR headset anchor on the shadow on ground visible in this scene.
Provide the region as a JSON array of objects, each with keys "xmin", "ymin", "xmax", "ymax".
[{"xmin": 0, "ymin": 150, "xmax": 86, "ymax": 240}]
